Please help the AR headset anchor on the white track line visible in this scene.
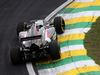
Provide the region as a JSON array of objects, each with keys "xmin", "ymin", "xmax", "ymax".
[
  {"xmin": 26, "ymin": 62, "xmax": 36, "ymax": 75},
  {"xmin": 26, "ymin": 0, "xmax": 74, "ymax": 75},
  {"xmin": 44, "ymin": 0, "xmax": 74, "ymax": 22}
]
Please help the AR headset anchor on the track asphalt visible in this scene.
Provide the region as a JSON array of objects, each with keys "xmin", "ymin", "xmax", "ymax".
[{"xmin": 0, "ymin": 0, "xmax": 66, "ymax": 75}]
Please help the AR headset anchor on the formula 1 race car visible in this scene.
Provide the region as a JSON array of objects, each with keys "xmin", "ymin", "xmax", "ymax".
[{"xmin": 9, "ymin": 16, "xmax": 65, "ymax": 64}]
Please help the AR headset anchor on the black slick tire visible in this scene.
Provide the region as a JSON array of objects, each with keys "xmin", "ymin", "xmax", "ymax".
[
  {"xmin": 54, "ymin": 16, "xmax": 65, "ymax": 34},
  {"xmin": 9, "ymin": 47, "xmax": 21, "ymax": 64},
  {"xmin": 16, "ymin": 22, "xmax": 27, "ymax": 37},
  {"xmin": 49, "ymin": 40, "xmax": 61, "ymax": 60}
]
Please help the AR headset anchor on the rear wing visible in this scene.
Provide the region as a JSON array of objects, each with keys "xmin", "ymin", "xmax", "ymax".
[{"xmin": 20, "ymin": 35, "xmax": 42, "ymax": 42}]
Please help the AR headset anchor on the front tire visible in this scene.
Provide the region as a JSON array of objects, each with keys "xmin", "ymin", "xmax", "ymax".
[
  {"xmin": 9, "ymin": 47, "xmax": 21, "ymax": 64},
  {"xmin": 16, "ymin": 22, "xmax": 27, "ymax": 37},
  {"xmin": 49, "ymin": 40, "xmax": 61, "ymax": 60},
  {"xmin": 54, "ymin": 16, "xmax": 65, "ymax": 34}
]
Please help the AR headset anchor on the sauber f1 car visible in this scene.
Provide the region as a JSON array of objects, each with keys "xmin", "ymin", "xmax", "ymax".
[{"xmin": 9, "ymin": 16, "xmax": 65, "ymax": 64}]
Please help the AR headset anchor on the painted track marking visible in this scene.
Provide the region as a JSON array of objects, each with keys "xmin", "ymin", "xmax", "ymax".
[{"xmin": 26, "ymin": 63, "xmax": 36, "ymax": 75}]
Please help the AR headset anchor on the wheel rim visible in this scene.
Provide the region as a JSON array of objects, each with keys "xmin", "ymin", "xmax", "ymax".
[{"xmin": 61, "ymin": 18, "xmax": 65, "ymax": 32}]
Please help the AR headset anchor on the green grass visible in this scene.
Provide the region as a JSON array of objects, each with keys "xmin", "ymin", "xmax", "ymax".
[{"xmin": 84, "ymin": 17, "xmax": 100, "ymax": 65}]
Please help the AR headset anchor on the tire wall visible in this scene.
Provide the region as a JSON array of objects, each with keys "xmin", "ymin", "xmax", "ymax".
[{"xmin": 37, "ymin": 0, "xmax": 100, "ymax": 75}]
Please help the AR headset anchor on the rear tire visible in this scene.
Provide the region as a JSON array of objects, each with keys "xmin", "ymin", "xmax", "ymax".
[
  {"xmin": 9, "ymin": 47, "xmax": 21, "ymax": 64},
  {"xmin": 16, "ymin": 22, "xmax": 27, "ymax": 37},
  {"xmin": 54, "ymin": 16, "xmax": 65, "ymax": 34},
  {"xmin": 49, "ymin": 40, "xmax": 61, "ymax": 60}
]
